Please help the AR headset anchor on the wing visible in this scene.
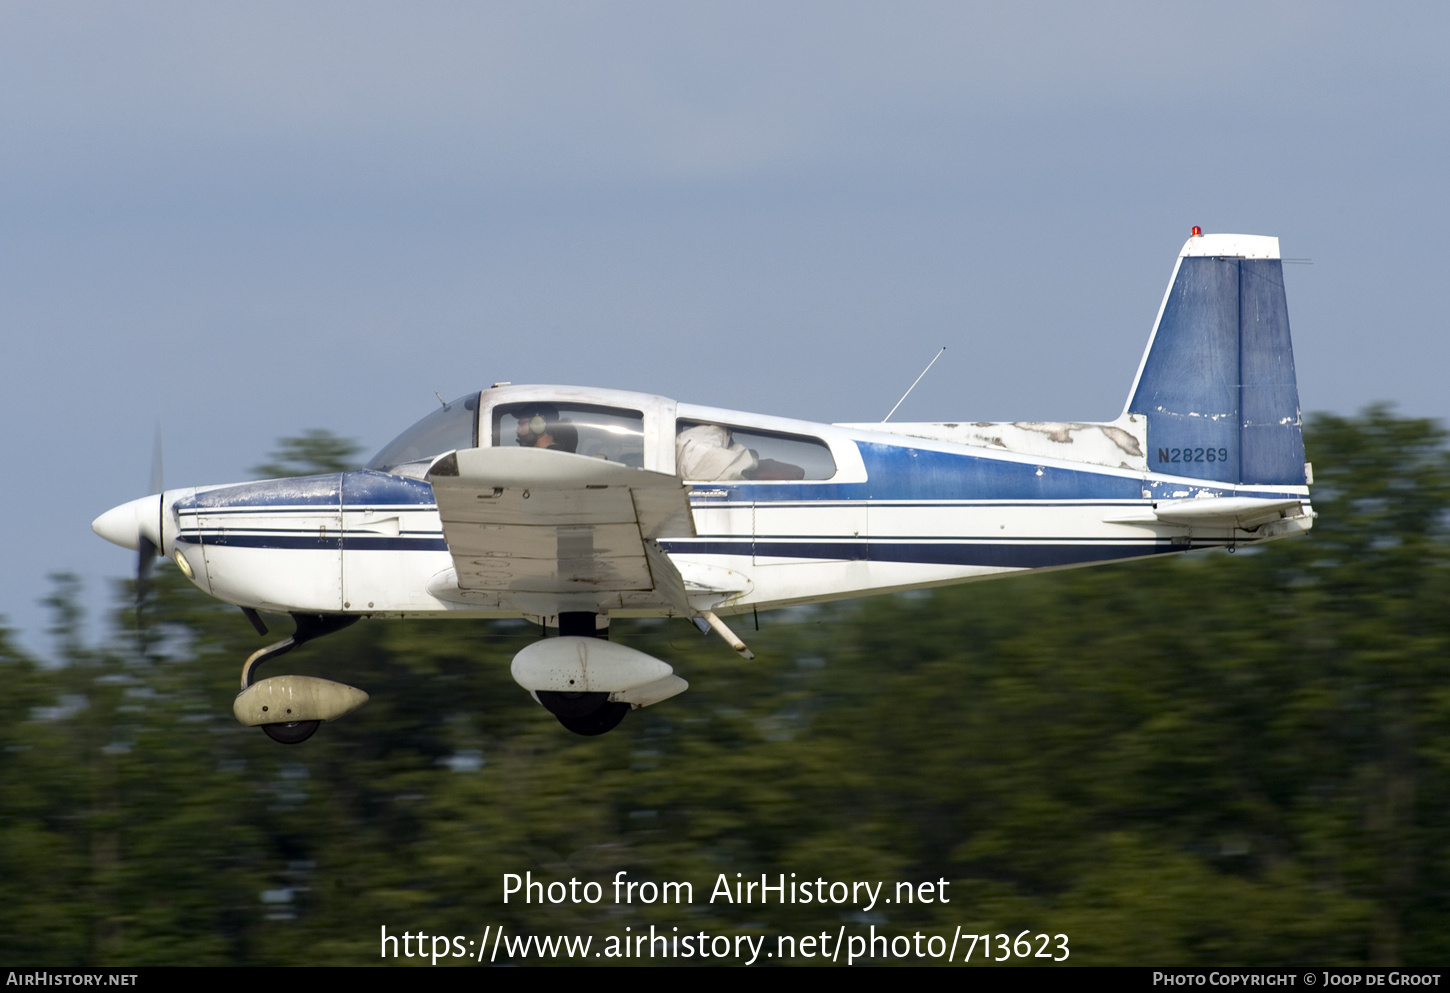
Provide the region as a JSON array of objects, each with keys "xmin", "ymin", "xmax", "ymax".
[{"xmin": 425, "ymin": 447, "xmax": 695, "ymax": 610}]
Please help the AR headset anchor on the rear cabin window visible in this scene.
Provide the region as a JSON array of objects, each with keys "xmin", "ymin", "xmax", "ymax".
[
  {"xmin": 492, "ymin": 403, "xmax": 645, "ymax": 466},
  {"xmin": 676, "ymin": 421, "xmax": 836, "ymax": 481}
]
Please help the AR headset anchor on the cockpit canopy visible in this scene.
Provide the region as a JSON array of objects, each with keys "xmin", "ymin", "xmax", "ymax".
[
  {"xmin": 366, "ymin": 385, "xmax": 851, "ymax": 484},
  {"xmin": 366, "ymin": 393, "xmax": 479, "ymax": 472}
]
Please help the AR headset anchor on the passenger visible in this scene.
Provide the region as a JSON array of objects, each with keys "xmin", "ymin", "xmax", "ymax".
[{"xmin": 676, "ymin": 424, "xmax": 757, "ymax": 480}]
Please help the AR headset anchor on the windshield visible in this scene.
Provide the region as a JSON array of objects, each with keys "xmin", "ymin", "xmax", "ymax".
[{"xmin": 366, "ymin": 393, "xmax": 479, "ymax": 471}]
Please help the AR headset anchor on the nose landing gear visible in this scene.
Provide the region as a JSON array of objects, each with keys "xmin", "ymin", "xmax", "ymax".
[{"xmin": 233, "ymin": 614, "xmax": 368, "ymax": 744}]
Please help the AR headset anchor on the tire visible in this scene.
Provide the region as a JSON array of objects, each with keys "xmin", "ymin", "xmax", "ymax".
[
  {"xmin": 536, "ymin": 690, "xmax": 610, "ymax": 718},
  {"xmin": 555, "ymin": 702, "xmax": 630, "ymax": 736},
  {"xmin": 261, "ymin": 720, "xmax": 320, "ymax": 744}
]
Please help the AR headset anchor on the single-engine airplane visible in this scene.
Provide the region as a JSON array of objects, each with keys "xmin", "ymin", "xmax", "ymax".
[{"xmin": 94, "ymin": 230, "xmax": 1313, "ymax": 742}]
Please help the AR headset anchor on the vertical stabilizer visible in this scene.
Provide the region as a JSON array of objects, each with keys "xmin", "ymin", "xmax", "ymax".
[{"xmin": 1125, "ymin": 233, "xmax": 1306, "ymax": 486}]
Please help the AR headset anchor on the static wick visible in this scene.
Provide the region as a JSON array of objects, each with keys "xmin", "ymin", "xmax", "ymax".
[{"xmin": 883, "ymin": 347, "xmax": 947, "ymax": 422}]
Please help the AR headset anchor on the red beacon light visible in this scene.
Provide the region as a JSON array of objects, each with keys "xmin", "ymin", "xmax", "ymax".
[{"xmin": 1191, "ymin": 226, "xmax": 1202, "ymax": 237}]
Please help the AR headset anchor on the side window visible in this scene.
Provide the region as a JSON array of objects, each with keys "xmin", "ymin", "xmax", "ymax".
[
  {"xmin": 676, "ymin": 421, "xmax": 836, "ymax": 481},
  {"xmin": 493, "ymin": 403, "xmax": 645, "ymax": 466}
]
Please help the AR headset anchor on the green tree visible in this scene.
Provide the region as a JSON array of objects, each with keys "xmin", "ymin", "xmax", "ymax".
[{"xmin": 251, "ymin": 430, "xmax": 363, "ymax": 478}]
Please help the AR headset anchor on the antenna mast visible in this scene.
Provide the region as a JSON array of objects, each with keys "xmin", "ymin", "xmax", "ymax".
[{"xmin": 882, "ymin": 347, "xmax": 946, "ymax": 422}]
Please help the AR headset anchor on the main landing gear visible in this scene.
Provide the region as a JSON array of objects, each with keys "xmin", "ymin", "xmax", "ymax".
[
  {"xmin": 511, "ymin": 611, "xmax": 694, "ymax": 736},
  {"xmin": 532, "ymin": 613, "xmax": 630, "ymax": 736},
  {"xmin": 233, "ymin": 614, "xmax": 368, "ymax": 744}
]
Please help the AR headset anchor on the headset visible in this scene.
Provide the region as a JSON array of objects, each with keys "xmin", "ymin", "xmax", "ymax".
[{"xmin": 515, "ymin": 406, "xmax": 558, "ymax": 445}]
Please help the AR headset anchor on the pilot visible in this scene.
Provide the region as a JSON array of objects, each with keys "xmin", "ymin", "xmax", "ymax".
[{"xmin": 514, "ymin": 406, "xmax": 578, "ymax": 454}]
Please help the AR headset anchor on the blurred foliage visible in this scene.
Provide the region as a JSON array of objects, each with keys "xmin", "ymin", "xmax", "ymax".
[
  {"xmin": 251, "ymin": 429, "xmax": 364, "ymax": 478},
  {"xmin": 4, "ymin": 409, "xmax": 1449, "ymax": 965}
]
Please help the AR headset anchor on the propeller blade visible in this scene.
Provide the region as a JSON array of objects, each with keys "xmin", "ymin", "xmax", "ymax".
[
  {"xmin": 137, "ymin": 424, "xmax": 163, "ymax": 627},
  {"xmin": 150, "ymin": 422, "xmax": 164, "ymax": 496},
  {"xmin": 135, "ymin": 534, "xmax": 157, "ymax": 622}
]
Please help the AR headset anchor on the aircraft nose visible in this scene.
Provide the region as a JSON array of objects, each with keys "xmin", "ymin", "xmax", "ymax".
[{"xmin": 92, "ymin": 495, "xmax": 163, "ymax": 552}]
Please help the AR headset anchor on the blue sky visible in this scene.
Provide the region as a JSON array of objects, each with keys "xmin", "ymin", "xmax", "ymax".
[{"xmin": 3, "ymin": 2, "xmax": 1447, "ymax": 655}]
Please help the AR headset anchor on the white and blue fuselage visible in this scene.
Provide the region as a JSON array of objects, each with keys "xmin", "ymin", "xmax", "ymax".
[{"xmin": 156, "ymin": 399, "xmax": 1311, "ymax": 625}]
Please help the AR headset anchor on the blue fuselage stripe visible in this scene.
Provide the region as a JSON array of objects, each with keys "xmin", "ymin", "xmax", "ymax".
[
  {"xmin": 178, "ymin": 533, "xmax": 450, "ymax": 552},
  {"xmin": 659, "ymin": 539, "xmax": 1176, "ymax": 568},
  {"xmin": 173, "ymin": 452, "xmax": 1295, "ymax": 570}
]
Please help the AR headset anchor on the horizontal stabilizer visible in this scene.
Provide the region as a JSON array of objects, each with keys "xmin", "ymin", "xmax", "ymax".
[
  {"xmin": 1152, "ymin": 496, "xmax": 1304, "ymax": 529},
  {"xmin": 1104, "ymin": 496, "xmax": 1305, "ymax": 530}
]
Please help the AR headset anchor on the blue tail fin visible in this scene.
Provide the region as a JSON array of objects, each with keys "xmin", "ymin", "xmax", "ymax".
[{"xmin": 1125, "ymin": 233, "xmax": 1307, "ymax": 486}]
